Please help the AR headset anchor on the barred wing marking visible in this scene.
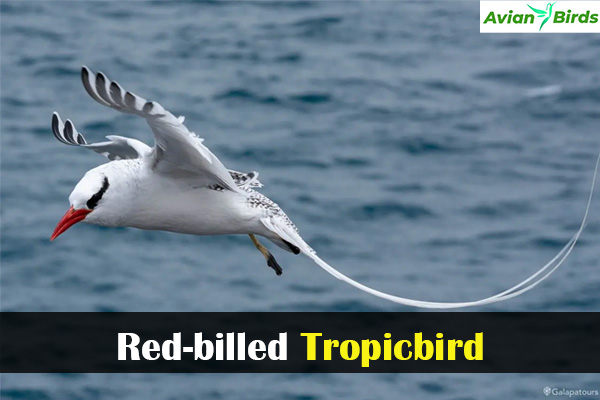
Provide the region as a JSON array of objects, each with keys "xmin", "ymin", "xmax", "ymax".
[
  {"xmin": 229, "ymin": 170, "xmax": 263, "ymax": 189},
  {"xmin": 81, "ymin": 66, "xmax": 239, "ymax": 193},
  {"xmin": 52, "ymin": 112, "xmax": 151, "ymax": 160}
]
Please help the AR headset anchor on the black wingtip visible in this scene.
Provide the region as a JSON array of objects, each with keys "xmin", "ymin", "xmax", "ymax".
[
  {"xmin": 110, "ymin": 81, "xmax": 121, "ymax": 94},
  {"xmin": 52, "ymin": 112, "xmax": 70, "ymax": 145},
  {"xmin": 64, "ymin": 120, "xmax": 75, "ymax": 143},
  {"xmin": 96, "ymin": 71, "xmax": 107, "ymax": 84},
  {"xmin": 81, "ymin": 65, "xmax": 90, "ymax": 82},
  {"xmin": 51, "ymin": 112, "xmax": 60, "ymax": 137},
  {"xmin": 77, "ymin": 132, "xmax": 87, "ymax": 145},
  {"xmin": 143, "ymin": 101, "xmax": 154, "ymax": 113},
  {"xmin": 125, "ymin": 91, "xmax": 136, "ymax": 108},
  {"xmin": 51, "ymin": 112, "xmax": 87, "ymax": 146},
  {"xmin": 81, "ymin": 66, "xmax": 92, "ymax": 95}
]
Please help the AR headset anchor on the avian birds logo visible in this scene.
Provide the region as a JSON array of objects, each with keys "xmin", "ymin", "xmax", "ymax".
[{"xmin": 528, "ymin": 2, "xmax": 556, "ymax": 31}]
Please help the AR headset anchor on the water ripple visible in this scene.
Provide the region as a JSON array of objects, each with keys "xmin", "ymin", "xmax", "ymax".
[{"xmin": 2, "ymin": 0, "xmax": 600, "ymax": 396}]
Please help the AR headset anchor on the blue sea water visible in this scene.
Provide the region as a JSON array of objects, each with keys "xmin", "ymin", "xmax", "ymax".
[{"xmin": 1, "ymin": 1, "xmax": 599, "ymax": 399}]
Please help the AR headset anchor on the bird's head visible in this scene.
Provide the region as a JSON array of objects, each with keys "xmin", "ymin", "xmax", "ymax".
[{"xmin": 51, "ymin": 164, "xmax": 124, "ymax": 241}]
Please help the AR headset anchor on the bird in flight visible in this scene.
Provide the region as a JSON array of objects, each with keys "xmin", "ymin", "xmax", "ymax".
[
  {"xmin": 527, "ymin": 2, "xmax": 556, "ymax": 31},
  {"xmin": 50, "ymin": 67, "xmax": 598, "ymax": 308}
]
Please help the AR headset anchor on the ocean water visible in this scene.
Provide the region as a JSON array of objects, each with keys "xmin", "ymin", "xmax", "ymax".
[{"xmin": 1, "ymin": 1, "xmax": 599, "ymax": 399}]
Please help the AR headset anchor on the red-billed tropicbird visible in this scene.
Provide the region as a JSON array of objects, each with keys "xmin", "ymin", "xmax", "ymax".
[{"xmin": 50, "ymin": 66, "xmax": 599, "ymax": 308}]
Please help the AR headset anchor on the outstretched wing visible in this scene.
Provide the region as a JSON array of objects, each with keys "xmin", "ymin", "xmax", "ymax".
[
  {"xmin": 53, "ymin": 111, "xmax": 262, "ymax": 188},
  {"xmin": 52, "ymin": 112, "xmax": 151, "ymax": 160},
  {"xmin": 527, "ymin": 4, "xmax": 547, "ymax": 15},
  {"xmin": 80, "ymin": 66, "xmax": 240, "ymax": 193}
]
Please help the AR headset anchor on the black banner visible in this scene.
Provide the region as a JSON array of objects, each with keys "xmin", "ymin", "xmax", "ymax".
[{"xmin": 1, "ymin": 312, "xmax": 598, "ymax": 373}]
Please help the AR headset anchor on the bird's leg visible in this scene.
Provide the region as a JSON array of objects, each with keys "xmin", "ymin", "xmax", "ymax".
[{"xmin": 249, "ymin": 234, "xmax": 283, "ymax": 276}]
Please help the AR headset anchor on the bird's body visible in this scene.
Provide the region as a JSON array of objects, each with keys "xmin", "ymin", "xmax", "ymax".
[
  {"xmin": 50, "ymin": 66, "xmax": 598, "ymax": 309},
  {"xmin": 82, "ymin": 159, "xmax": 273, "ymax": 237},
  {"xmin": 124, "ymin": 180, "xmax": 255, "ymax": 236}
]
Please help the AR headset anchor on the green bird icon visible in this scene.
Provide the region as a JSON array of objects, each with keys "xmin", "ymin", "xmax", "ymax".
[{"xmin": 527, "ymin": 2, "xmax": 556, "ymax": 31}]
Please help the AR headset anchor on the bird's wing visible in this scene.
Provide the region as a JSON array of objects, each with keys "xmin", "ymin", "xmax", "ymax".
[
  {"xmin": 52, "ymin": 112, "xmax": 151, "ymax": 160},
  {"xmin": 527, "ymin": 4, "xmax": 547, "ymax": 15},
  {"xmin": 80, "ymin": 66, "xmax": 239, "ymax": 192}
]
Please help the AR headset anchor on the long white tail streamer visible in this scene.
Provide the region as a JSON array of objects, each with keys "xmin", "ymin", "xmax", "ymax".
[{"xmin": 302, "ymin": 152, "xmax": 600, "ymax": 309}]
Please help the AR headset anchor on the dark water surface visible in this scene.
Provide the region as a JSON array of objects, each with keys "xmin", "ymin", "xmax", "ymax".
[{"xmin": 1, "ymin": 1, "xmax": 599, "ymax": 398}]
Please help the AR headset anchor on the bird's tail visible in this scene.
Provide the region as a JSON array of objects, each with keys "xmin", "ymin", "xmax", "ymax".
[{"xmin": 287, "ymin": 152, "xmax": 600, "ymax": 309}]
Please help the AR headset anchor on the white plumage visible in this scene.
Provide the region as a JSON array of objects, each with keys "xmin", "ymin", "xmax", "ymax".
[{"xmin": 50, "ymin": 66, "xmax": 599, "ymax": 308}]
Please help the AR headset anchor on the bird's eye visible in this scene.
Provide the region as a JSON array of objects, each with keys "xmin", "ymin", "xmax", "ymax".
[{"xmin": 86, "ymin": 176, "xmax": 110, "ymax": 209}]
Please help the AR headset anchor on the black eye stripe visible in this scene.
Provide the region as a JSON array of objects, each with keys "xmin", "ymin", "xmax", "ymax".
[{"xmin": 87, "ymin": 177, "xmax": 110, "ymax": 209}]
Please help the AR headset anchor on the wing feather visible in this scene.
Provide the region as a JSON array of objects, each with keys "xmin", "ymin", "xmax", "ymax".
[
  {"xmin": 52, "ymin": 112, "xmax": 87, "ymax": 145},
  {"xmin": 229, "ymin": 170, "xmax": 264, "ymax": 189},
  {"xmin": 81, "ymin": 67, "xmax": 112, "ymax": 107},
  {"xmin": 80, "ymin": 66, "xmax": 239, "ymax": 192},
  {"xmin": 51, "ymin": 112, "xmax": 150, "ymax": 160}
]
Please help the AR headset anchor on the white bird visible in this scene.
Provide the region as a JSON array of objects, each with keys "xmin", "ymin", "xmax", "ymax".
[{"xmin": 50, "ymin": 66, "xmax": 599, "ymax": 309}]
